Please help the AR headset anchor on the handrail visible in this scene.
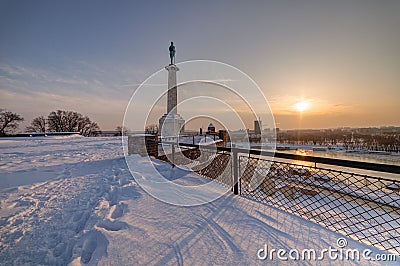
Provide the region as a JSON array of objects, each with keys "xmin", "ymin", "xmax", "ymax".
[{"xmin": 158, "ymin": 141, "xmax": 400, "ymax": 175}]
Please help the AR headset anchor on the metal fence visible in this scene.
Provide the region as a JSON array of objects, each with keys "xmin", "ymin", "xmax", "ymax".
[
  {"xmin": 157, "ymin": 143, "xmax": 232, "ymax": 187},
  {"xmin": 239, "ymin": 155, "xmax": 400, "ymax": 255},
  {"xmin": 155, "ymin": 141, "xmax": 400, "ymax": 255}
]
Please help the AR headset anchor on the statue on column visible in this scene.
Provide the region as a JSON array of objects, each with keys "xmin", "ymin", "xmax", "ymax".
[{"xmin": 169, "ymin": 41, "xmax": 176, "ymax": 65}]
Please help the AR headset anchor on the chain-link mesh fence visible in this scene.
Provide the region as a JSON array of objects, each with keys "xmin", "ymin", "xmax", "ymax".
[
  {"xmin": 157, "ymin": 144, "xmax": 232, "ymax": 187},
  {"xmin": 239, "ymin": 155, "xmax": 400, "ymax": 255},
  {"xmin": 154, "ymin": 140, "xmax": 400, "ymax": 254}
]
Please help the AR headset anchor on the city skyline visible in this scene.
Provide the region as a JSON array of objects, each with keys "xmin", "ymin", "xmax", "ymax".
[{"xmin": 1, "ymin": 1, "xmax": 399, "ymax": 131}]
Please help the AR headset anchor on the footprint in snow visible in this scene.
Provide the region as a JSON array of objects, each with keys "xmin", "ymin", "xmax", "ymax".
[
  {"xmin": 97, "ymin": 219, "xmax": 128, "ymax": 231},
  {"xmin": 80, "ymin": 230, "xmax": 108, "ymax": 264},
  {"xmin": 109, "ymin": 203, "xmax": 126, "ymax": 219}
]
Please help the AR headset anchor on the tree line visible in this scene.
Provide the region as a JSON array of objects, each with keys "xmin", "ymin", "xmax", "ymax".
[
  {"xmin": 277, "ymin": 129, "xmax": 400, "ymax": 152},
  {"xmin": 0, "ymin": 109, "xmax": 100, "ymax": 137}
]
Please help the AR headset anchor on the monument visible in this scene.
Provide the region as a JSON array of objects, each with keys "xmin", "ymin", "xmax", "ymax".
[{"xmin": 159, "ymin": 42, "xmax": 185, "ymax": 138}]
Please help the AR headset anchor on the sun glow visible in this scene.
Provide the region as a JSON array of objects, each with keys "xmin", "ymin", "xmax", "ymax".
[{"xmin": 294, "ymin": 100, "xmax": 310, "ymax": 112}]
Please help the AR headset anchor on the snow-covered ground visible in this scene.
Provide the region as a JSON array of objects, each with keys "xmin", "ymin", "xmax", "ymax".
[{"xmin": 0, "ymin": 136, "xmax": 397, "ymax": 265}]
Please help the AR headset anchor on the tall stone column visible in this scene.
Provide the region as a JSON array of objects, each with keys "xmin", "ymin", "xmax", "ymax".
[
  {"xmin": 159, "ymin": 64, "xmax": 185, "ymax": 138},
  {"xmin": 166, "ymin": 64, "xmax": 179, "ymax": 116}
]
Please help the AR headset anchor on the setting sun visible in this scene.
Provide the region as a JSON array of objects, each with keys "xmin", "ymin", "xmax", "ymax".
[{"xmin": 294, "ymin": 100, "xmax": 310, "ymax": 112}]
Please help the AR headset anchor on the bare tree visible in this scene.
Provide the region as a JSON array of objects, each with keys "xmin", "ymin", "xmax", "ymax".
[
  {"xmin": 47, "ymin": 110, "xmax": 100, "ymax": 136},
  {"xmin": 115, "ymin": 126, "xmax": 128, "ymax": 136},
  {"xmin": 145, "ymin": 124, "xmax": 158, "ymax": 134},
  {"xmin": 83, "ymin": 122, "xmax": 100, "ymax": 136},
  {"xmin": 77, "ymin": 116, "xmax": 100, "ymax": 136},
  {"xmin": 47, "ymin": 110, "xmax": 65, "ymax": 132},
  {"xmin": 0, "ymin": 109, "xmax": 24, "ymax": 136},
  {"xmin": 26, "ymin": 116, "xmax": 46, "ymax": 132},
  {"xmin": 64, "ymin": 111, "xmax": 80, "ymax": 132}
]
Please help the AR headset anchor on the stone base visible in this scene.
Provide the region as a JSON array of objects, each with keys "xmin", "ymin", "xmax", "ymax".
[
  {"xmin": 128, "ymin": 134, "xmax": 158, "ymax": 156},
  {"xmin": 159, "ymin": 114, "xmax": 185, "ymax": 138}
]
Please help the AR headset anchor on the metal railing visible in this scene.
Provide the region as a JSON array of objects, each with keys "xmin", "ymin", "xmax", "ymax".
[
  {"xmin": 157, "ymin": 141, "xmax": 232, "ymax": 186},
  {"xmin": 155, "ymin": 141, "xmax": 400, "ymax": 254}
]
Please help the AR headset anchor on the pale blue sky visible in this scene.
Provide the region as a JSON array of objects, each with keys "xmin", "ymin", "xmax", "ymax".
[{"xmin": 1, "ymin": 1, "xmax": 399, "ymax": 130}]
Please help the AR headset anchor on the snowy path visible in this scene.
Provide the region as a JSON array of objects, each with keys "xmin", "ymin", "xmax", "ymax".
[{"xmin": 0, "ymin": 137, "xmax": 395, "ymax": 265}]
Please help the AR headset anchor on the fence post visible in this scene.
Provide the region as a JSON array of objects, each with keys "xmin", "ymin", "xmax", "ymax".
[
  {"xmin": 171, "ymin": 143, "xmax": 175, "ymax": 168},
  {"xmin": 232, "ymin": 145, "xmax": 238, "ymax": 195}
]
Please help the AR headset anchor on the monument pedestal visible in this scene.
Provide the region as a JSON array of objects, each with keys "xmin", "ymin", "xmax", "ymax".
[{"xmin": 159, "ymin": 113, "xmax": 185, "ymax": 138}]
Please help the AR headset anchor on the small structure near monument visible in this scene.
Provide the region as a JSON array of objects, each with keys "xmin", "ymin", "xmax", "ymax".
[
  {"xmin": 254, "ymin": 119, "xmax": 262, "ymax": 135},
  {"xmin": 207, "ymin": 123, "xmax": 215, "ymax": 133},
  {"xmin": 128, "ymin": 134, "xmax": 158, "ymax": 157}
]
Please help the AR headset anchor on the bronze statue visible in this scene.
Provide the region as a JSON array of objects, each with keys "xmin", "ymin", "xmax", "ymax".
[{"xmin": 169, "ymin": 41, "xmax": 175, "ymax": 65}]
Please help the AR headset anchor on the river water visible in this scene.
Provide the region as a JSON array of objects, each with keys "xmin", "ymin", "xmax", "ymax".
[
  {"xmin": 273, "ymin": 148, "xmax": 400, "ymax": 181},
  {"xmin": 284, "ymin": 149, "xmax": 400, "ymax": 165}
]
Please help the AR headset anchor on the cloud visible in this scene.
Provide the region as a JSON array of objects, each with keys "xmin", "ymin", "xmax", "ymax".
[
  {"xmin": 118, "ymin": 78, "xmax": 238, "ymax": 90},
  {"xmin": 119, "ymin": 83, "xmax": 166, "ymax": 88},
  {"xmin": 0, "ymin": 61, "xmax": 146, "ymax": 99},
  {"xmin": 0, "ymin": 61, "xmax": 148, "ymax": 130}
]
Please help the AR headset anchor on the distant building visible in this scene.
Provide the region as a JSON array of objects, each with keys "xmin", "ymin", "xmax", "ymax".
[
  {"xmin": 254, "ymin": 120, "xmax": 262, "ymax": 135},
  {"xmin": 218, "ymin": 130, "xmax": 228, "ymax": 144},
  {"xmin": 207, "ymin": 123, "xmax": 215, "ymax": 133}
]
